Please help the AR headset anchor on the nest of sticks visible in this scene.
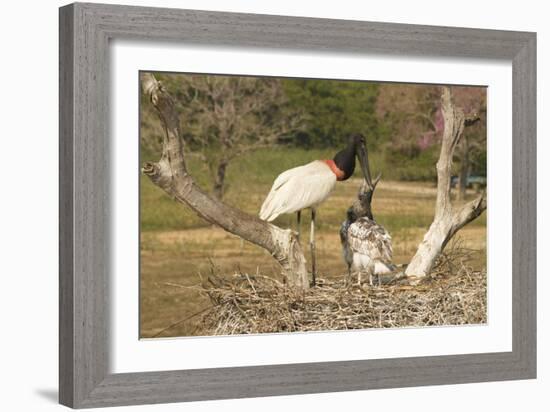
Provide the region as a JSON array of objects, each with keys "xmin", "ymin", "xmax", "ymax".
[{"xmin": 199, "ymin": 245, "xmax": 486, "ymax": 335}]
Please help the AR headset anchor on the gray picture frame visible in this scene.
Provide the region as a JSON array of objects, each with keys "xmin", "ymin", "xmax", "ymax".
[{"xmin": 59, "ymin": 2, "xmax": 536, "ymax": 408}]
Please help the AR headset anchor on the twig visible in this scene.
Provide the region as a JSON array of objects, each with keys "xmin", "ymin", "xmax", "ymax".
[{"xmin": 151, "ymin": 305, "xmax": 215, "ymax": 338}]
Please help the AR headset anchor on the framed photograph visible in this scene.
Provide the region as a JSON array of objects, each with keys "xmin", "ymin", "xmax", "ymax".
[{"xmin": 59, "ymin": 2, "xmax": 536, "ymax": 408}]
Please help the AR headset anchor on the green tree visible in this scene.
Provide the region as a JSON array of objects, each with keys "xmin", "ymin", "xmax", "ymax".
[{"xmin": 283, "ymin": 79, "xmax": 383, "ymax": 148}]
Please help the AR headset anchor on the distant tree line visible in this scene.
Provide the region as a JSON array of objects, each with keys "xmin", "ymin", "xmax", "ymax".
[
  {"xmin": 281, "ymin": 78, "xmax": 383, "ymax": 149},
  {"xmin": 141, "ymin": 73, "xmax": 486, "ymax": 199}
]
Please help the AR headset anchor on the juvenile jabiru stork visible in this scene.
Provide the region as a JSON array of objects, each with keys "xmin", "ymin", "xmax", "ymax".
[
  {"xmin": 340, "ymin": 165, "xmax": 395, "ymax": 286},
  {"xmin": 259, "ymin": 134, "xmax": 371, "ymax": 286}
]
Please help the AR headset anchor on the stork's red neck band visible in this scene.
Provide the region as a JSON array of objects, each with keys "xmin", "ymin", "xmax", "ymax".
[{"xmin": 323, "ymin": 159, "xmax": 345, "ymax": 181}]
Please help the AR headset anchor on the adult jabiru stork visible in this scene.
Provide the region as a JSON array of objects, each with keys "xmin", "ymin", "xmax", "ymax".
[{"xmin": 259, "ymin": 134, "xmax": 371, "ymax": 286}]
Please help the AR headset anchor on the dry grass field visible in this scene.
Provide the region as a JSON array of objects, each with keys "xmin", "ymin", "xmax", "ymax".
[{"xmin": 140, "ymin": 177, "xmax": 486, "ymax": 338}]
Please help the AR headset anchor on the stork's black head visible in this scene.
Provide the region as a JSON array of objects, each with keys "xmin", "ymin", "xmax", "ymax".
[
  {"xmin": 333, "ymin": 133, "xmax": 367, "ymax": 181},
  {"xmin": 349, "ymin": 133, "xmax": 366, "ymax": 147}
]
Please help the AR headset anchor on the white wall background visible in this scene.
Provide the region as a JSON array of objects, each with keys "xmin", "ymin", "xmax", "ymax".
[{"xmin": 0, "ymin": 1, "xmax": 546, "ymax": 411}]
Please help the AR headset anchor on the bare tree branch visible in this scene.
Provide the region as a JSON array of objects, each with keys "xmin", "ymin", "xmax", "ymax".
[
  {"xmin": 141, "ymin": 73, "xmax": 309, "ymax": 290},
  {"xmin": 405, "ymin": 87, "xmax": 487, "ymax": 283},
  {"xmin": 171, "ymin": 74, "xmax": 305, "ymax": 199}
]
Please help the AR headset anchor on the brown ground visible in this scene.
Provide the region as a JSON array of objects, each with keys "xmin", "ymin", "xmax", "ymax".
[{"xmin": 140, "ymin": 180, "xmax": 486, "ymax": 338}]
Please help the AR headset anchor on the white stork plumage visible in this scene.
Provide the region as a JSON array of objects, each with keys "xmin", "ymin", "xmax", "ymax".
[
  {"xmin": 260, "ymin": 134, "xmax": 371, "ymax": 286},
  {"xmin": 259, "ymin": 160, "xmax": 337, "ymax": 222}
]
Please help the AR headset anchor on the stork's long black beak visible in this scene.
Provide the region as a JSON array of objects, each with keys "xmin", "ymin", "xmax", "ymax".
[{"xmin": 357, "ymin": 141, "xmax": 373, "ymax": 188}]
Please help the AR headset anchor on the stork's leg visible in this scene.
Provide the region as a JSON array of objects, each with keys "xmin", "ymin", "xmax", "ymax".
[
  {"xmin": 310, "ymin": 209, "xmax": 317, "ymax": 286},
  {"xmin": 369, "ymin": 262, "xmax": 375, "ymax": 287},
  {"xmin": 296, "ymin": 210, "xmax": 301, "ymax": 241}
]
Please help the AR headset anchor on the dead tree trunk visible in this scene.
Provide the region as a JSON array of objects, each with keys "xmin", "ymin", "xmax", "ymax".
[
  {"xmin": 141, "ymin": 73, "xmax": 309, "ymax": 289},
  {"xmin": 405, "ymin": 87, "xmax": 486, "ymax": 283}
]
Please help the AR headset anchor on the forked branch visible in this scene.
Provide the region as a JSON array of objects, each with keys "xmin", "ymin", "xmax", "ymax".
[
  {"xmin": 405, "ymin": 87, "xmax": 487, "ymax": 282},
  {"xmin": 141, "ymin": 73, "xmax": 309, "ymax": 290}
]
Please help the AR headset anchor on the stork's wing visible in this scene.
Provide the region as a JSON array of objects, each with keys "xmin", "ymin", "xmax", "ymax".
[
  {"xmin": 347, "ymin": 217, "xmax": 393, "ymax": 264},
  {"xmin": 259, "ymin": 161, "xmax": 337, "ymax": 222}
]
